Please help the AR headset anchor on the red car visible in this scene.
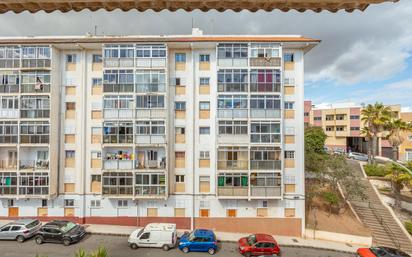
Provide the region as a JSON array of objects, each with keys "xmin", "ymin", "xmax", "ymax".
[
  {"xmin": 238, "ymin": 234, "xmax": 281, "ymax": 257},
  {"xmin": 357, "ymin": 247, "xmax": 410, "ymax": 257}
]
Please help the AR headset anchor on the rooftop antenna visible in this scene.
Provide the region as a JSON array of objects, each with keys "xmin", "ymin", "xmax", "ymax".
[
  {"xmin": 191, "ymin": 17, "xmax": 194, "ymax": 30},
  {"xmin": 94, "ymin": 25, "xmax": 98, "ymax": 36}
]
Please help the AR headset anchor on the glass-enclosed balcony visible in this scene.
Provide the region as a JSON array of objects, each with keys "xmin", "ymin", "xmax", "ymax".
[
  {"xmin": 250, "ymin": 69, "xmax": 281, "ymax": 92},
  {"xmin": 0, "ymin": 121, "xmax": 18, "ymax": 144},
  {"xmin": 249, "ymin": 44, "xmax": 281, "ymax": 67},
  {"xmin": 135, "ymin": 95, "xmax": 166, "ymax": 118},
  {"xmin": 102, "ymin": 148, "xmax": 133, "ymax": 170},
  {"xmin": 217, "ymin": 44, "xmax": 248, "ymax": 67},
  {"xmin": 250, "ymin": 95, "xmax": 281, "ymax": 118},
  {"xmin": 217, "ymin": 69, "xmax": 248, "ymax": 93},
  {"xmin": 250, "ymin": 147, "xmax": 281, "ymax": 170},
  {"xmin": 0, "ymin": 71, "xmax": 19, "ymax": 93},
  {"xmin": 135, "ymin": 173, "xmax": 166, "ymax": 197},
  {"xmin": 21, "ymin": 46, "xmax": 51, "ymax": 69},
  {"xmin": 18, "ymin": 172, "xmax": 49, "ymax": 195},
  {"xmin": 20, "ymin": 96, "xmax": 50, "ymax": 118},
  {"xmin": 103, "ymin": 121, "xmax": 133, "ymax": 144},
  {"xmin": 250, "ymin": 172, "xmax": 281, "ymax": 198},
  {"xmin": 19, "ymin": 147, "xmax": 49, "ymax": 170},
  {"xmin": 102, "ymin": 171, "xmax": 133, "ymax": 196},
  {"xmin": 103, "ymin": 95, "xmax": 134, "ymax": 119},
  {"xmin": 103, "ymin": 69, "xmax": 134, "ymax": 93},
  {"xmin": 135, "ymin": 70, "xmax": 166, "ymax": 93},
  {"xmin": 217, "ymin": 173, "xmax": 248, "ymax": 197},
  {"xmin": 217, "ymin": 95, "xmax": 248, "ymax": 119},
  {"xmin": 0, "ymin": 46, "xmax": 20, "ymax": 68},
  {"xmin": 103, "ymin": 45, "xmax": 134, "ymax": 68},
  {"xmin": 20, "ymin": 121, "xmax": 49, "ymax": 144},
  {"xmin": 217, "ymin": 147, "xmax": 248, "ymax": 170},
  {"xmin": 0, "ymin": 148, "xmax": 17, "ymax": 170},
  {"xmin": 135, "ymin": 120, "xmax": 166, "ymax": 144},
  {"xmin": 136, "ymin": 147, "xmax": 166, "ymax": 170},
  {"xmin": 250, "ymin": 122, "xmax": 281, "ymax": 144},
  {"xmin": 135, "ymin": 45, "xmax": 167, "ymax": 68},
  {"xmin": 0, "ymin": 96, "xmax": 19, "ymax": 119},
  {"xmin": 20, "ymin": 71, "xmax": 51, "ymax": 93},
  {"xmin": 0, "ymin": 172, "xmax": 17, "ymax": 195}
]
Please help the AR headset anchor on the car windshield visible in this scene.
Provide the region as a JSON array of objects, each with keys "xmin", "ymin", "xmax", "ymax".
[
  {"xmin": 247, "ymin": 235, "xmax": 256, "ymax": 246},
  {"xmin": 60, "ymin": 222, "xmax": 77, "ymax": 233},
  {"xmin": 136, "ymin": 229, "xmax": 144, "ymax": 238},
  {"xmin": 26, "ymin": 220, "xmax": 40, "ymax": 229},
  {"xmin": 188, "ymin": 231, "xmax": 196, "ymax": 241}
]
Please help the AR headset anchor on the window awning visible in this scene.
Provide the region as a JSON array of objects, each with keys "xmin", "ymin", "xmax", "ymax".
[{"xmin": 0, "ymin": 0, "xmax": 399, "ymax": 14}]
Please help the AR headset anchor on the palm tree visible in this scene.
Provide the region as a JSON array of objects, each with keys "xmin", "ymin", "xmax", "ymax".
[
  {"xmin": 361, "ymin": 103, "xmax": 393, "ymax": 163},
  {"xmin": 385, "ymin": 118, "xmax": 412, "ymax": 161},
  {"xmin": 361, "ymin": 126, "xmax": 373, "ymax": 164},
  {"xmin": 385, "ymin": 163, "xmax": 412, "ymax": 209}
]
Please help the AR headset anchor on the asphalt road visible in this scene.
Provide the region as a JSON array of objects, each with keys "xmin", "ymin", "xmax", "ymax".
[{"xmin": 0, "ymin": 235, "xmax": 355, "ymax": 257}]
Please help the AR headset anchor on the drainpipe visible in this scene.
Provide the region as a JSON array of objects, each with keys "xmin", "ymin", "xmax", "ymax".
[{"xmin": 191, "ymin": 43, "xmax": 196, "ymax": 231}]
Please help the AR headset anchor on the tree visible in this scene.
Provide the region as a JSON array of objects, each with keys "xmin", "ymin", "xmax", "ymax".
[
  {"xmin": 361, "ymin": 103, "xmax": 393, "ymax": 164},
  {"xmin": 385, "ymin": 163, "xmax": 412, "ymax": 209},
  {"xmin": 385, "ymin": 118, "xmax": 412, "ymax": 161},
  {"xmin": 361, "ymin": 126, "xmax": 373, "ymax": 164},
  {"xmin": 305, "ymin": 126, "xmax": 328, "ymax": 173}
]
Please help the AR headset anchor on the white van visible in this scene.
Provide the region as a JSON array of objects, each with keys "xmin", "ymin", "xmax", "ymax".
[{"xmin": 128, "ymin": 223, "xmax": 177, "ymax": 251}]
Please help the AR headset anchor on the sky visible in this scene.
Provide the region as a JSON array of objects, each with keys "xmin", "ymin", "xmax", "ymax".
[{"xmin": 0, "ymin": 1, "xmax": 411, "ymax": 111}]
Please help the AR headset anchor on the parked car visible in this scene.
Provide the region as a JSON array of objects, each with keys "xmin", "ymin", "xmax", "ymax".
[
  {"xmin": 178, "ymin": 229, "xmax": 218, "ymax": 255},
  {"xmin": 357, "ymin": 247, "xmax": 410, "ymax": 257},
  {"xmin": 34, "ymin": 220, "xmax": 86, "ymax": 246},
  {"xmin": 0, "ymin": 219, "xmax": 41, "ymax": 242},
  {"xmin": 128, "ymin": 223, "xmax": 177, "ymax": 251},
  {"xmin": 238, "ymin": 234, "xmax": 281, "ymax": 257},
  {"xmin": 348, "ymin": 152, "xmax": 369, "ymax": 161}
]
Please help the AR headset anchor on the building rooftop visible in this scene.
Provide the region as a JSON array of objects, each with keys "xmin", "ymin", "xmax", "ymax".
[{"xmin": 0, "ymin": 0, "xmax": 398, "ymax": 13}]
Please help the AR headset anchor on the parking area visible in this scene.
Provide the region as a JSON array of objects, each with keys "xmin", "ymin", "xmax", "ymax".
[{"xmin": 0, "ymin": 234, "xmax": 354, "ymax": 257}]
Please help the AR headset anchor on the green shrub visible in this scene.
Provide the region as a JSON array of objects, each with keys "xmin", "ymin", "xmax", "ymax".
[
  {"xmin": 405, "ymin": 221, "xmax": 412, "ymax": 235},
  {"xmin": 364, "ymin": 164, "xmax": 388, "ymax": 177},
  {"xmin": 323, "ymin": 191, "xmax": 339, "ymax": 206}
]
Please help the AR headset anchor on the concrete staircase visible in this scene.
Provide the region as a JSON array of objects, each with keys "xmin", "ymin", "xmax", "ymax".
[{"xmin": 347, "ymin": 160, "xmax": 412, "ymax": 254}]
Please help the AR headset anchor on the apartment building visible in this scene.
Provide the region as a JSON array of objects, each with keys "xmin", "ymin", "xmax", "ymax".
[
  {"xmin": 400, "ymin": 112, "xmax": 412, "ymax": 162},
  {"xmin": 305, "ymin": 101, "xmax": 401, "ymax": 158},
  {"xmin": 0, "ymin": 30, "xmax": 318, "ymax": 237}
]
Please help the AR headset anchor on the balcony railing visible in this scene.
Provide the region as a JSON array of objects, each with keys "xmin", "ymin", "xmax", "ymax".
[
  {"xmin": 135, "ymin": 135, "xmax": 166, "ymax": 144},
  {"xmin": 250, "ymin": 186, "xmax": 281, "ymax": 197},
  {"xmin": 103, "ymin": 159, "xmax": 133, "ymax": 170},
  {"xmin": 19, "ymin": 160, "xmax": 49, "ymax": 170},
  {"xmin": 135, "ymin": 109, "xmax": 167, "ymax": 119},
  {"xmin": 20, "ymin": 84, "xmax": 50, "ymax": 93},
  {"xmin": 136, "ymin": 84, "xmax": 166, "ymax": 93},
  {"xmin": 136, "ymin": 159, "xmax": 166, "ymax": 170},
  {"xmin": 103, "ymin": 135, "xmax": 133, "ymax": 144},
  {"xmin": 104, "ymin": 58, "xmax": 134, "ymax": 68},
  {"xmin": 0, "ymin": 59, "xmax": 20, "ymax": 68},
  {"xmin": 103, "ymin": 84, "xmax": 134, "ymax": 93},
  {"xmin": 102, "ymin": 186, "xmax": 133, "ymax": 195},
  {"xmin": 251, "ymin": 135, "xmax": 281, "ymax": 144},
  {"xmin": 0, "ymin": 136, "xmax": 18, "ymax": 144},
  {"xmin": 0, "ymin": 85, "xmax": 19, "ymax": 93},
  {"xmin": 250, "ymin": 109, "xmax": 281, "ymax": 119},
  {"xmin": 0, "ymin": 187, "xmax": 18, "ymax": 195},
  {"xmin": 135, "ymin": 58, "xmax": 166, "ymax": 68},
  {"xmin": 218, "ymin": 186, "xmax": 248, "ymax": 197},
  {"xmin": 20, "ymin": 110, "xmax": 50, "ymax": 119},
  {"xmin": 20, "ymin": 135, "xmax": 49, "ymax": 144},
  {"xmin": 218, "ymin": 109, "xmax": 248, "ymax": 119},
  {"xmin": 103, "ymin": 109, "xmax": 134, "ymax": 119},
  {"xmin": 0, "ymin": 160, "xmax": 17, "ymax": 170},
  {"xmin": 21, "ymin": 59, "xmax": 51, "ymax": 69},
  {"xmin": 0, "ymin": 109, "xmax": 19, "ymax": 119},
  {"xmin": 250, "ymin": 160, "xmax": 281, "ymax": 170},
  {"xmin": 249, "ymin": 57, "xmax": 281, "ymax": 67},
  {"xmin": 19, "ymin": 186, "xmax": 49, "ymax": 195},
  {"xmin": 250, "ymin": 83, "xmax": 281, "ymax": 93},
  {"xmin": 217, "ymin": 160, "xmax": 248, "ymax": 170},
  {"xmin": 135, "ymin": 185, "xmax": 166, "ymax": 196}
]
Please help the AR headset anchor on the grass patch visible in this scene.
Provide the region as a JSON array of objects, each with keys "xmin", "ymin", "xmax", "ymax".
[
  {"xmin": 364, "ymin": 164, "xmax": 389, "ymax": 177},
  {"xmin": 405, "ymin": 221, "xmax": 412, "ymax": 235}
]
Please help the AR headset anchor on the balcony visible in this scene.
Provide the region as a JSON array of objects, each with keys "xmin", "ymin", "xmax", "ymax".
[
  {"xmin": 19, "ymin": 160, "xmax": 49, "ymax": 171},
  {"xmin": 250, "ymin": 186, "xmax": 281, "ymax": 197},
  {"xmin": 103, "ymin": 84, "xmax": 134, "ymax": 93},
  {"xmin": 18, "ymin": 172, "xmax": 49, "ymax": 196},
  {"xmin": 103, "ymin": 159, "xmax": 133, "ymax": 170},
  {"xmin": 135, "ymin": 58, "xmax": 166, "ymax": 68},
  {"xmin": 217, "ymin": 59, "xmax": 248, "ymax": 67},
  {"xmin": 249, "ymin": 57, "xmax": 281, "ymax": 67},
  {"xmin": 0, "ymin": 135, "xmax": 17, "ymax": 144},
  {"xmin": 136, "ymin": 83, "xmax": 166, "ymax": 93},
  {"xmin": 136, "ymin": 148, "xmax": 166, "ymax": 170},
  {"xmin": 21, "ymin": 59, "xmax": 51, "ymax": 69},
  {"xmin": 0, "ymin": 59, "xmax": 19, "ymax": 69},
  {"xmin": 217, "ymin": 160, "xmax": 248, "ymax": 170},
  {"xmin": 20, "ymin": 110, "xmax": 50, "ymax": 119},
  {"xmin": 135, "ymin": 109, "xmax": 167, "ymax": 119},
  {"xmin": 20, "ymin": 84, "xmax": 50, "ymax": 94},
  {"xmin": 0, "ymin": 172, "xmax": 17, "ymax": 195},
  {"xmin": 0, "ymin": 109, "xmax": 19, "ymax": 119},
  {"xmin": 102, "ymin": 171, "xmax": 134, "ymax": 196},
  {"xmin": 20, "ymin": 135, "xmax": 49, "ymax": 144},
  {"xmin": 250, "ymin": 160, "xmax": 281, "ymax": 170},
  {"xmin": 135, "ymin": 185, "xmax": 166, "ymax": 197},
  {"xmin": 103, "ymin": 109, "xmax": 134, "ymax": 119},
  {"xmin": 135, "ymin": 135, "xmax": 166, "ymax": 145},
  {"xmin": 103, "ymin": 58, "xmax": 134, "ymax": 68},
  {"xmin": 250, "ymin": 83, "xmax": 281, "ymax": 93},
  {"xmin": 102, "ymin": 135, "xmax": 133, "ymax": 144},
  {"xmin": 0, "ymin": 160, "xmax": 17, "ymax": 170},
  {"xmin": 103, "ymin": 149, "xmax": 133, "ymax": 170},
  {"xmin": 250, "ymin": 109, "xmax": 281, "ymax": 119},
  {"xmin": 217, "ymin": 109, "xmax": 248, "ymax": 119},
  {"xmin": 0, "ymin": 84, "xmax": 19, "ymax": 93},
  {"xmin": 217, "ymin": 186, "xmax": 248, "ymax": 197}
]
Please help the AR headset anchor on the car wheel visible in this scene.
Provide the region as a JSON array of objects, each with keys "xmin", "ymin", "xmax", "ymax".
[
  {"xmin": 244, "ymin": 253, "xmax": 251, "ymax": 257},
  {"xmin": 130, "ymin": 243, "xmax": 138, "ymax": 250},
  {"xmin": 182, "ymin": 247, "xmax": 189, "ymax": 253},
  {"xmin": 35, "ymin": 236, "xmax": 43, "ymax": 245},
  {"xmin": 16, "ymin": 235, "xmax": 25, "ymax": 243},
  {"xmin": 208, "ymin": 248, "xmax": 215, "ymax": 255},
  {"xmin": 63, "ymin": 238, "xmax": 71, "ymax": 246},
  {"xmin": 162, "ymin": 244, "xmax": 170, "ymax": 251}
]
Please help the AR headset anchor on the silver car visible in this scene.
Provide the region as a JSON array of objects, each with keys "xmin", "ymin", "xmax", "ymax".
[
  {"xmin": 0, "ymin": 219, "xmax": 42, "ymax": 242},
  {"xmin": 348, "ymin": 152, "xmax": 369, "ymax": 162}
]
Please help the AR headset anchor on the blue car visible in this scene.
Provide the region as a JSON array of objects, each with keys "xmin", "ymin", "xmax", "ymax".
[{"xmin": 178, "ymin": 229, "xmax": 218, "ymax": 255}]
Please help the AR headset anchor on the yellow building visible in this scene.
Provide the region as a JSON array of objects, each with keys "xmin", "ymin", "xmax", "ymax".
[{"xmin": 400, "ymin": 112, "xmax": 412, "ymax": 162}]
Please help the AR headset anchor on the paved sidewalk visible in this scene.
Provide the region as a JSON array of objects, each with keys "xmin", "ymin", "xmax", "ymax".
[{"xmin": 83, "ymin": 223, "xmax": 362, "ymax": 253}]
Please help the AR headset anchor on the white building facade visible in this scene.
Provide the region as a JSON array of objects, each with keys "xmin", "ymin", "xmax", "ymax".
[{"xmin": 0, "ymin": 31, "xmax": 318, "ymax": 237}]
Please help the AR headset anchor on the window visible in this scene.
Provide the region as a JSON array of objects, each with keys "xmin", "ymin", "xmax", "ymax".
[
  {"xmin": 284, "ymin": 102, "xmax": 294, "ymax": 110},
  {"xmin": 284, "ymin": 175, "xmax": 296, "ymax": 185},
  {"xmin": 66, "ymin": 54, "xmax": 76, "ymax": 63},
  {"xmin": 217, "ymin": 44, "xmax": 248, "ymax": 59},
  {"xmin": 90, "ymin": 200, "xmax": 101, "ymax": 208},
  {"xmin": 0, "ymin": 121, "xmax": 18, "ymax": 144},
  {"xmin": 217, "ymin": 147, "xmax": 248, "ymax": 170},
  {"xmin": 250, "ymin": 172, "xmax": 281, "ymax": 187},
  {"xmin": 350, "ymin": 115, "xmax": 360, "ymax": 120},
  {"xmin": 336, "ymin": 126, "xmax": 345, "ymax": 131},
  {"xmin": 118, "ymin": 200, "xmax": 128, "ymax": 208},
  {"xmin": 199, "ymin": 54, "xmax": 210, "ymax": 62},
  {"xmin": 326, "ymin": 126, "xmax": 334, "ymax": 131},
  {"xmin": 199, "ymin": 127, "xmax": 210, "ymax": 135},
  {"xmin": 350, "ymin": 127, "xmax": 360, "ymax": 131},
  {"xmin": 218, "ymin": 121, "xmax": 248, "ymax": 135},
  {"xmin": 218, "ymin": 95, "xmax": 248, "ymax": 109},
  {"xmin": 102, "ymin": 172, "xmax": 133, "ymax": 195},
  {"xmin": 136, "ymin": 95, "xmax": 165, "ymax": 109},
  {"xmin": 175, "ymin": 152, "xmax": 185, "ymax": 160},
  {"xmin": 91, "ymin": 151, "xmax": 102, "ymax": 160},
  {"xmin": 64, "ymin": 199, "xmax": 74, "ymax": 207},
  {"xmin": 175, "ymin": 175, "xmax": 185, "ymax": 183},
  {"xmin": 175, "ymin": 77, "xmax": 181, "ymax": 86},
  {"xmin": 314, "ymin": 116, "xmax": 322, "ymax": 121},
  {"xmin": 335, "ymin": 114, "xmax": 345, "ymax": 120},
  {"xmin": 92, "ymin": 78, "xmax": 102, "ymax": 87},
  {"xmin": 218, "ymin": 173, "xmax": 248, "ymax": 187},
  {"xmin": 285, "ymin": 151, "xmax": 295, "ymax": 159},
  {"xmin": 304, "ymin": 112, "xmax": 309, "ymax": 117},
  {"xmin": 19, "ymin": 121, "xmax": 50, "ymax": 144},
  {"xmin": 11, "ymin": 226, "xmax": 21, "ymax": 231},
  {"xmin": 175, "ymin": 53, "xmax": 186, "ymax": 63},
  {"xmin": 251, "ymin": 122, "xmax": 281, "ymax": 143},
  {"xmin": 135, "ymin": 70, "xmax": 166, "ymax": 93},
  {"xmin": 136, "ymin": 121, "xmax": 165, "ymax": 135},
  {"xmin": 250, "ymin": 147, "xmax": 281, "ymax": 170},
  {"xmin": 408, "ymin": 136, "xmax": 412, "ymax": 141},
  {"xmin": 200, "ymin": 77, "xmax": 210, "ymax": 85},
  {"xmin": 103, "ymin": 69, "xmax": 134, "ymax": 93},
  {"xmin": 326, "ymin": 115, "xmax": 334, "ymax": 121},
  {"xmin": 66, "ymin": 102, "xmax": 75, "ymax": 111},
  {"xmin": 200, "ymin": 151, "xmax": 210, "ymax": 159},
  {"xmin": 284, "ymin": 53, "xmax": 294, "ymax": 62},
  {"xmin": 65, "ymin": 150, "xmax": 75, "ymax": 159},
  {"xmin": 136, "ymin": 44, "xmax": 166, "ymax": 58},
  {"xmin": 0, "ymin": 226, "xmax": 10, "ymax": 232},
  {"xmin": 199, "ymin": 102, "xmax": 210, "ymax": 110},
  {"xmin": 217, "ymin": 69, "xmax": 248, "ymax": 92},
  {"xmin": 250, "ymin": 69, "xmax": 281, "ymax": 93},
  {"xmin": 140, "ymin": 232, "xmax": 150, "ymax": 240},
  {"xmin": 42, "ymin": 199, "xmax": 48, "ymax": 207},
  {"xmin": 250, "ymin": 95, "xmax": 280, "ymax": 110},
  {"xmin": 175, "ymin": 101, "xmax": 186, "ymax": 111},
  {"xmin": 227, "ymin": 209, "xmax": 237, "ymax": 217},
  {"xmin": 250, "ymin": 43, "xmax": 280, "ymax": 58},
  {"xmin": 92, "ymin": 54, "xmax": 102, "ymax": 63},
  {"xmin": 176, "ymin": 127, "xmax": 185, "ymax": 135},
  {"xmin": 91, "ymin": 175, "xmax": 101, "ymax": 183},
  {"xmin": 103, "ymin": 121, "xmax": 133, "ymax": 144}
]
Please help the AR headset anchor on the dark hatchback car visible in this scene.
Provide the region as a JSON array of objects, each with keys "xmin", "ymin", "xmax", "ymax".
[
  {"xmin": 357, "ymin": 247, "xmax": 411, "ymax": 257},
  {"xmin": 35, "ymin": 220, "xmax": 86, "ymax": 246}
]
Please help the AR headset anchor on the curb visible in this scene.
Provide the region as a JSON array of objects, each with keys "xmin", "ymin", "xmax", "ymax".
[{"xmin": 87, "ymin": 231, "xmax": 356, "ymax": 254}]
